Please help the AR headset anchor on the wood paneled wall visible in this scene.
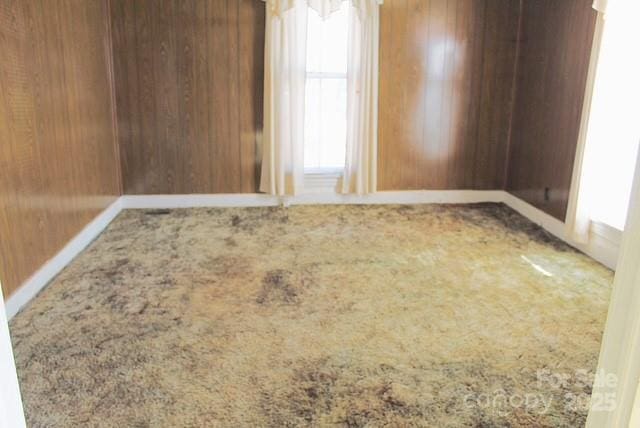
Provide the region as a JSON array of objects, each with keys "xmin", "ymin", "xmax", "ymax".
[
  {"xmin": 110, "ymin": 0, "xmax": 265, "ymax": 194},
  {"xmin": 378, "ymin": 0, "xmax": 596, "ymax": 217},
  {"xmin": 506, "ymin": 0, "xmax": 597, "ymax": 220},
  {"xmin": 111, "ymin": 0, "xmax": 524, "ymax": 194},
  {"xmin": 0, "ymin": 0, "xmax": 121, "ymax": 297},
  {"xmin": 110, "ymin": 0, "xmax": 595, "ymax": 208},
  {"xmin": 378, "ymin": 0, "xmax": 522, "ymax": 190}
]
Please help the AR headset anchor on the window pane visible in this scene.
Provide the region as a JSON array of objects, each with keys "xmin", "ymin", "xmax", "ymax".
[
  {"xmin": 306, "ymin": 3, "xmax": 348, "ymax": 74},
  {"xmin": 583, "ymin": 1, "xmax": 640, "ymax": 230},
  {"xmin": 304, "ymin": 2, "xmax": 349, "ymax": 172},
  {"xmin": 304, "ymin": 78, "xmax": 347, "ymax": 170}
]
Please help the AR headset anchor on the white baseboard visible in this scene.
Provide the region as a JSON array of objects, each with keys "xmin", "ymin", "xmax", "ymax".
[
  {"xmin": 120, "ymin": 193, "xmax": 279, "ymax": 209},
  {"xmin": 502, "ymin": 192, "xmax": 619, "ymax": 269},
  {"xmin": 5, "ymin": 198, "xmax": 124, "ymax": 320},
  {"xmin": 286, "ymin": 190, "xmax": 506, "ymax": 205},
  {"xmin": 502, "ymin": 193, "xmax": 568, "ymax": 240},
  {"xmin": 5, "ymin": 190, "xmax": 619, "ymax": 319},
  {"xmin": 0, "ymin": 287, "xmax": 25, "ymax": 427},
  {"xmin": 121, "ymin": 190, "xmax": 506, "ymax": 209}
]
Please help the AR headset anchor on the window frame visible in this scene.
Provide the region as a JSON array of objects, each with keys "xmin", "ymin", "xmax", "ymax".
[{"xmin": 302, "ymin": 4, "xmax": 349, "ymax": 181}]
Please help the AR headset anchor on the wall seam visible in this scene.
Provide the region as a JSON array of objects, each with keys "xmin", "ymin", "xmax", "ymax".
[
  {"xmin": 471, "ymin": 0, "xmax": 488, "ymax": 188},
  {"xmin": 502, "ymin": 0, "xmax": 524, "ymax": 191},
  {"xmin": 105, "ymin": 0, "xmax": 124, "ymax": 195}
]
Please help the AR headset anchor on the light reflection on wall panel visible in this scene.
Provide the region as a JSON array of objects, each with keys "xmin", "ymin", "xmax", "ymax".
[{"xmin": 378, "ymin": 0, "xmax": 521, "ymax": 191}]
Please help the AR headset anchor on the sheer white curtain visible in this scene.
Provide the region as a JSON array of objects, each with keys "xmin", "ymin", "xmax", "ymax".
[
  {"xmin": 260, "ymin": 0, "xmax": 382, "ymax": 196},
  {"xmin": 259, "ymin": 0, "xmax": 308, "ymax": 196},
  {"xmin": 592, "ymin": 0, "xmax": 608, "ymax": 13},
  {"xmin": 342, "ymin": 0, "xmax": 380, "ymax": 194}
]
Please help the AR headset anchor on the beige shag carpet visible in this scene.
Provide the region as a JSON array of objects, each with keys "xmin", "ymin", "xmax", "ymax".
[{"xmin": 10, "ymin": 203, "xmax": 612, "ymax": 427}]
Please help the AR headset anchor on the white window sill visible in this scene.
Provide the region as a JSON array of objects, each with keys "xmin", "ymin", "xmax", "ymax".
[
  {"xmin": 574, "ymin": 219, "xmax": 623, "ymax": 269},
  {"xmin": 303, "ymin": 170, "xmax": 343, "ymax": 194},
  {"xmin": 590, "ymin": 220, "xmax": 623, "ymax": 246}
]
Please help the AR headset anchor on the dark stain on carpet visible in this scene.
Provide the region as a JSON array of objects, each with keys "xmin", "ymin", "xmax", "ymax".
[{"xmin": 257, "ymin": 269, "xmax": 299, "ymax": 305}]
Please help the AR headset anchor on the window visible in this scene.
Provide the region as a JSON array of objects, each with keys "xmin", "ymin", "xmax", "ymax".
[
  {"xmin": 581, "ymin": 0, "xmax": 640, "ymax": 230},
  {"xmin": 261, "ymin": 0, "xmax": 380, "ymax": 195},
  {"xmin": 303, "ymin": 3, "xmax": 349, "ymax": 173}
]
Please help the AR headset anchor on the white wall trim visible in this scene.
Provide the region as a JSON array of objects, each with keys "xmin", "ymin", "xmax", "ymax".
[
  {"xmin": 120, "ymin": 194, "xmax": 279, "ymax": 209},
  {"xmin": 502, "ymin": 192, "xmax": 567, "ymax": 239},
  {"xmin": 5, "ymin": 189, "xmax": 619, "ymax": 320},
  {"xmin": 502, "ymin": 192, "xmax": 619, "ymax": 269},
  {"xmin": 121, "ymin": 190, "xmax": 506, "ymax": 209},
  {"xmin": 303, "ymin": 172, "xmax": 343, "ymax": 194},
  {"xmin": 587, "ymin": 147, "xmax": 640, "ymax": 427},
  {"xmin": 286, "ymin": 190, "xmax": 506, "ymax": 205},
  {"xmin": 0, "ymin": 287, "xmax": 25, "ymax": 427},
  {"xmin": 5, "ymin": 198, "xmax": 123, "ymax": 320}
]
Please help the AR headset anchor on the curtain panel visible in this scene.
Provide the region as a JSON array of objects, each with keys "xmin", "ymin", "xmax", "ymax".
[
  {"xmin": 259, "ymin": 0, "xmax": 308, "ymax": 196},
  {"xmin": 342, "ymin": 0, "xmax": 379, "ymax": 194},
  {"xmin": 592, "ymin": 0, "xmax": 608, "ymax": 14}
]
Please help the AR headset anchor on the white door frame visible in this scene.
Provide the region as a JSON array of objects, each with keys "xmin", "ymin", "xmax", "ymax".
[
  {"xmin": 0, "ymin": 286, "xmax": 26, "ymax": 428},
  {"xmin": 586, "ymin": 146, "xmax": 640, "ymax": 427}
]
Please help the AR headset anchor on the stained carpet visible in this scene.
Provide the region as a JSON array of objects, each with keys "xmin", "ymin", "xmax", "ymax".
[{"xmin": 9, "ymin": 203, "xmax": 613, "ymax": 427}]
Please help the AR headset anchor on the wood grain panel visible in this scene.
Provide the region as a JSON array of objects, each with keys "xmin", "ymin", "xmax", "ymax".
[
  {"xmin": 110, "ymin": 0, "xmax": 265, "ymax": 194},
  {"xmin": 378, "ymin": 0, "xmax": 521, "ymax": 190},
  {"xmin": 0, "ymin": 0, "xmax": 120, "ymax": 297},
  {"xmin": 506, "ymin": 0, "xmax": 596, "ymax": 220}
]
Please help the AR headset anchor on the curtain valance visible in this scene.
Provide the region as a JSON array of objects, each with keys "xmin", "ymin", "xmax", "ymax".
[
  {"xmin": 262, "ymin": 0, "xmax": 383, "ymax": 20},
  {"xmin": 592, "ymin": 0, "xmax": 607, "ymax": 14}
]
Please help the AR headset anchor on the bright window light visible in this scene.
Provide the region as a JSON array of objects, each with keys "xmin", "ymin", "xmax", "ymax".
[
  {"xmin": 582, "ymin": 1, "xmax": 640, "ymax": 230},
  {"xmin": 304, "ymin": 3, "xmax": 349, "ymax": 172}
]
